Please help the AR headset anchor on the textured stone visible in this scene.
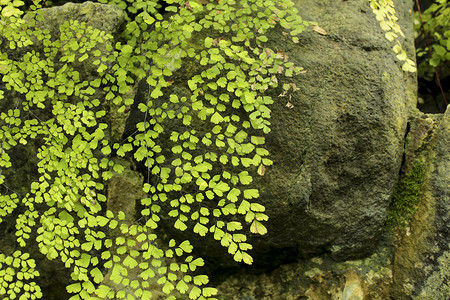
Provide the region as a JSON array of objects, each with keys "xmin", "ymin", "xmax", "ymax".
[
  {"xmin": 214, "ymin": 108, "xmax": 449, "ymax": 300},
  {"xmin": 35, "ymin": 1, "xmax": 124, "ymax": 45},
  {"xmin": 249, "ymin": 0, "xmax": 417, "ymax": 261},
  {"xmin": 135, "ymin": 0, "xmax": 418, "ymax": 267},
  {"xmin": 391, "ymin": 107, "xmax": 450, "ymax": 299},
  {"xmin": 215, "ymin": 242, "xmax": 394, "ymax": 300}
]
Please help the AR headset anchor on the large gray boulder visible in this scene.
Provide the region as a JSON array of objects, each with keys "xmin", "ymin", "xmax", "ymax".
[
  {"xmin": 155, "ymin": 0, "xmax": 417, "ymax": 263},
  {"xmin": 248, "ymin": 0, "xmax": 417, "ymax": 260}
]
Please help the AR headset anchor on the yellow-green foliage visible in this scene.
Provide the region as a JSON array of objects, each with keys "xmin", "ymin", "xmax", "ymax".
[
  {"xmin": 0, "ymin": 0, "xmax": 307, "ymax": 299},
  {"xmin": 415, "ymin": 0, "xmax": 450, "ymax": 79},
  {"xmin": 0, "ymin": 0, "xmax": 414, "ymax": 299},
  {"xmin": 370, "ymin": 0, "xmax": 417, "ymax": 72}
]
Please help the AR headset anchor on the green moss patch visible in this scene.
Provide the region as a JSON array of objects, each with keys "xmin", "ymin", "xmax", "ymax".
[{"xmin": 385, "ymin": 162, "xmax": 426, "ymax": 228}]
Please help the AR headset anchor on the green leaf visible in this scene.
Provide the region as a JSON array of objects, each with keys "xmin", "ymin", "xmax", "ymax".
[
  {"xmin": 59, "ymin": 211, "xmax": 74, "ymax": 223},
  {"xmin": 235, "ymin": 131, "xmax": 247, "ymax": 143},
  {"xmin": 257, "ymin": 35, "xmax": 268, "ymax": 42},
  {"xmin": 210, "ymin": 112, "xmax": 223, "ymax": 124},
  {"xmin": 172, "ymin": 145, "xmax": 183, "ymax": 154},
  {"xmin": 243, "ymin": 91, "xmax": 256, "ymax": 103},
  {"xmin": 233, "ymin": 250, "xmax": 243, "ymax": 262},
  {"xmin": 227, "ymin": 188, "xmax": 241, "ymax": 202},
  {"xmin": 175, "ymin": 219, "xmax": 187, "ymax": 231},
  {"xmin": 396, "ymin": 51, "xmax": 407, "ymax": 61},
  {"xmin": 226, "ymin": 221, "xmax": 242, "ymax": 231},
  {"xmin": 251, "ymin": 203, "xmax": 265, "ymax": 212},
  {"xmin": 385, "ymin": 31, "xmax": 397, "ymax": 42},
  {"xmin": 250, "ymin": 220, "xmax": 267, "ymax": 235},
  {"xmin": 244, "ymin": 189, "xmax": 259, "ymax": 199},
  {"xmin": 142, "ymin": 290, "xmax": 153, "ymax": 300},
  {"xmin": 163, "ymin": 281, "xmax": 175, "ymax": 294},
  {"xmin": 204, "ymin": 37, "xmax": 213, "ymax": 48},
  {"xmin": 96, "ymin": 215, "xmax": 109, "ymax": 226},
  {"xmin": 78, "ymin": 53, "xmax": 89, "ymax": 62},
  {"xmin": 151, "ymin": 87, "xmax": 163, "ymax": 98},
  {"xmin": 66, "ymin": 283, "xmax": 82, "ymax": 293},
  {"xmin": 81, "ymin": 242, "xmax": 94, "ymax": 251},
  {"xmin": 189, "ymin": 258, "xmax": 204, "ymax": 271},
  {"xmin": 123, "ymin": 256, "xmax": 138, "ymax": 269},
  {"xmin": 176, "ymin": 280, "xmax": 189, "ymax": 293},
  {"xmin": 188, "ymin": 80, "xmax": 197, "ymax": 91},
  {"xmin": 238, "ymin": 200, "xmax": 250, "ymax": 214},
  {"xmin": 238, "ymin": 171, "xmax": 253, "ymax": 185},
  {"xmin": 217, "ymin": 77, "xmax": 227, "ymax": 87},
  {"xmin": 145, "ymin": 16, "xmax": 155, "ymax": 25},
  {"xmin": 189, "ymin": 286, "xmax": 201, "ymax": 299},
  {"xmin": 31, "ymin": 182, "xmax": 39, "ymax": 190},
  {"xmin": 202, "ymin": 287, "xmax": 218, "ymax": 297},
  {"xmin": 402, "ymin": 59, "xmax": 416, "ymax": 72},
  {"xmin": 97, "ymin": 64, "xmax": 107, "ymax": 73},
  {"xmin": 95, "ymin": 285, "xmax": 111, "ymax": 298},
  {"xmin": 194, "ymin": 223, "xmax": 208, "ymax": 236},
  {"xmin": 179, "ymin": 240, "xmax": 193, "ymax": 253},
  {"xmin": 90, "ymin": 268, "xmax": 104, "ymax": 284},
  {"xmin": 251, "ymin": 136, "xmax": 265, "ymax": 145},
  {"xmin": 193, "ymin": 275, "xmax": 209, "ymax": 285},
  {"xmin": 121, "ymin": 44, "xmax": 133, "ymax": 55}
]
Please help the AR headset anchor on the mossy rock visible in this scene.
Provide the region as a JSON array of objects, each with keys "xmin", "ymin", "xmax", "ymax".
[
  {"xmin": 391, "ymin": 107, "xmax": 450, "ymax": 299},
  {"xmin": 131, "ymin": 0, "xmax": 417, "ymax": 267}
]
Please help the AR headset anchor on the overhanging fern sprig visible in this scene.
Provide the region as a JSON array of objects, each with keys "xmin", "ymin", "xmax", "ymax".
[{"xmin": 370, "ymin": 0, "xmax": 417, "ymax": 72}]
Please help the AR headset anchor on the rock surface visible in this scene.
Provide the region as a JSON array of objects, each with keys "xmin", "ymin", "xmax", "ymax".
[
  {"xmin": 391, "ymin": 108, "xmax": 450, "ymax": 299},
  {"xmin": 35, "ymin": 1, "xmax": 124, "ymax": 40},
  {"xmin": 252, "ymin": 0, "xmax": 417, "ymax": 261},
  {"xmin": 216, "ymin": 244, "xmax": 394, "ymax": 300},
  {"xmin": 152, "ymin": 0, "xmax": 417, "ymax": 264},
  {"xmin": 214, "ymin": 107, "xmax": 450, "ymax": 300}
]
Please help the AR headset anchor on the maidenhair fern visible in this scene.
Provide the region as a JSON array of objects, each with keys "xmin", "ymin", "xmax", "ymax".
[
  {"xmin": 0, "ymin": 251, "xmax": 42, "ymax": 299},
  {"xmin": 0, "ymin": 0, "xmax": 307, "ymax": 299},
  {"xmin": 370, "ymin": 0, "xmax": 417, "ymax": 72},
  {"xmin": 0, "ymin": 0, "xmax": 415, "ymax": 299}
]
